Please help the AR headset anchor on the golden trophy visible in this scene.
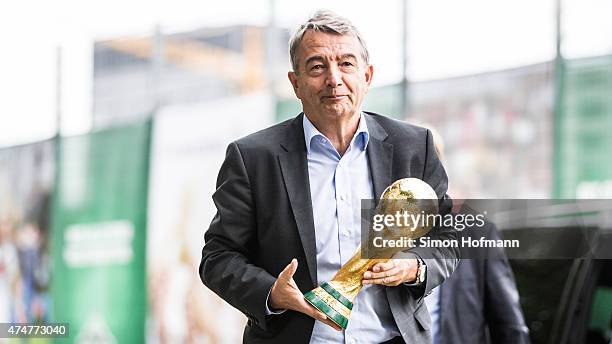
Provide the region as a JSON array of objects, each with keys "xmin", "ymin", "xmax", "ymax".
[{"xmin": 303, "ymin": 178, "xmax": 439, "ymax": 329}]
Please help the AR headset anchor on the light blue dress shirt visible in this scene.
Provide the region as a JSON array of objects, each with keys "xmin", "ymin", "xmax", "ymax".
[{"xmin": 303, "ymin": 113, "xmax": 401, "ymax": 344}]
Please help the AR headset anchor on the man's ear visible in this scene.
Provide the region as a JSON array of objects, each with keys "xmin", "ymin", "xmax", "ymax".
[
  {"xmin": 288, "ymin": 71, "xmax": 301, "ymax": 99},
  {"xmin": 364, "ymin": 64, "xmax": 374, "ymax": 87}
]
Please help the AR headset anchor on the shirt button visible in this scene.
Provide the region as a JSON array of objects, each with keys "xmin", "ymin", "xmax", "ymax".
[
  {"xmin": 342, "ymin": 229, "xmax": 350, "ymax": 237},
  {"xmin": 340, "ymin": 194, "xmax": 347, "ymax": 201}
]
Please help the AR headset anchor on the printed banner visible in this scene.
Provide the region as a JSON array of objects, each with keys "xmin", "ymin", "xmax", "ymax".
[
  {"xmin": 51, "ymin": 120, "xmax": 152, "ymax": 343},
  {"xmin": 147, "ymin": 93, "xmax": 273, "ymax": 343},
  {"xmin": 0, "ymin": 140, "xmax": 54, "ymax": 326}
]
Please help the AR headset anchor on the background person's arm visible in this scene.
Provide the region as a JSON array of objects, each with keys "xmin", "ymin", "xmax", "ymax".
[{"xmin": 484, "ymin": 223, "xmax": 531, "ymax": 344}]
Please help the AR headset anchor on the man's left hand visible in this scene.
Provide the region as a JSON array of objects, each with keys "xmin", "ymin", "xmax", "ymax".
[{"xmin": 362, "ymin": 259, "xmax": 418, "ymax": 286}]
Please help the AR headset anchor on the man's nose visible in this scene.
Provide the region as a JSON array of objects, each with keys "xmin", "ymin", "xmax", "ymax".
[{"xmin": 325, "ymin": 65, "xmax": 343, "ymax": 88}]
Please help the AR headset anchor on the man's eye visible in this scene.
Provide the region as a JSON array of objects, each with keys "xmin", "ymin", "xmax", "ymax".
[
  {"xmin": 342, "ymin": 62, "xmax": 354, "ymax": 67},
  {"xmin": 312, "ymin": 65, "xmax": 324, "ymax": 70}
]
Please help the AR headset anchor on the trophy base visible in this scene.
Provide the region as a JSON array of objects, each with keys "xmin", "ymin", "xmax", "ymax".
[{"xmin": 304, "ymin": 282, "xmax": 353, "ymax": 330}]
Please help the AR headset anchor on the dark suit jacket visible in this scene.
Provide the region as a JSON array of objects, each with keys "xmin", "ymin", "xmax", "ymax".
[
  {"xmin": 437, "ymin": 221, "xmax": 530, "ymax": 344},
  {"xmin": 199, "ymin": 112, "xmax": 459, "ymax": 343}
]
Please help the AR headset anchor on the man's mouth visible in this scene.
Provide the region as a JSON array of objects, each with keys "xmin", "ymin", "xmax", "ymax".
[{"xmin": 322, "ymin": 95, "xmax": 347, "ymax": 101}]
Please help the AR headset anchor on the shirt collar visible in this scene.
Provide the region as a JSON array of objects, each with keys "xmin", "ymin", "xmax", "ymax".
[{"xmin": 302, "ymin": 112, "xmax": 370, "ymax": 154}]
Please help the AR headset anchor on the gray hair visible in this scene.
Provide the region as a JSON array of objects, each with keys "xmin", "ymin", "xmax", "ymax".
[{"xmin": 288, "ymin": 9, "xmax": 370, "ymax": 72}]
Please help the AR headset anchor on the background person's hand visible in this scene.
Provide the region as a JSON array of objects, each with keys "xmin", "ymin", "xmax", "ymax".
[
  {"xmin": 269, "ymin": 259, "xmax": 342, "ymax": 331},
  {"xmin": 362, "ymin": 258, "xmax": 418, "ymax": 286}
]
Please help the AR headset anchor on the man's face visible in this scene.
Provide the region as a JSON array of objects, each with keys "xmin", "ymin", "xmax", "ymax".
[{"xmin": 288, "ymin": 30, "xmax": 373, "ymax": 122}]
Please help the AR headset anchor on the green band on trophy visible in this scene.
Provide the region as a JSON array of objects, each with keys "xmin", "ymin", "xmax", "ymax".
[
  {"xmin": 321, "ymin": 282, "xmax": 353, "ymax": 310},
  {"xmin": 304, "ymin": 290, "xmax": 349, "ymax": 329}
]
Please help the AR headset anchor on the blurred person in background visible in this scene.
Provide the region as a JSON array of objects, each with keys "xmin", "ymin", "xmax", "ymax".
[
  {"xmin": 16, "ymin": 221, "xmax": 47, "ymax": 323},
  {"xmin": 200, "ymin": 9, "xmax": 458, "ymax": 344},
  {"xmin": 15, "ymin": 190, "xmax": 52, "ymax": 324},
  {"xmin": 421, "ymin": 125, "xmax": 530, "ymax": 344},
  {"xmin": 0, "ymin": 216, "xmax": 26, "ymax": 323}
]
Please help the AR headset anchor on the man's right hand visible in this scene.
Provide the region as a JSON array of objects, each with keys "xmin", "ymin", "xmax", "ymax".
[{"xmin": 269, "ymin": 258, "xmax": 342, "ymax": 331}]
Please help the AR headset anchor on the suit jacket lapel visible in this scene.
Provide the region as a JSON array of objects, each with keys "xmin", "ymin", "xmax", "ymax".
[
  {"xmin": 278, "ymin": 114, "xmax": 318, "ymax": 286},
  {"xmin": 365, "ymin": 113, "xmax": 393, "ymax": 202}
]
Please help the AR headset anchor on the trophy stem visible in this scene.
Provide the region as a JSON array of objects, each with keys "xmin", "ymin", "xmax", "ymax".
[{"xmin": 304, "ymin": 248, "xmax": 388, "ymax": 329}]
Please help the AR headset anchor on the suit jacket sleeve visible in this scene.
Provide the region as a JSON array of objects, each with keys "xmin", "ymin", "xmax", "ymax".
[
  {"xmin": 397, "ymin": 129, "xmax": 459, "ymax": 300},
  {"xmin": 199, "ymin": 141, "xmax": 276, "ymax": 330},
  {"xmin": 484, "ymin": 224, "xmax": 531, "ymax": 344}
]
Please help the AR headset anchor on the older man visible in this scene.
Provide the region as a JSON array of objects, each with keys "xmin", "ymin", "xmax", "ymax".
[{"xmin": 200, "ymin": 10, "xmax": 458, "ymax": 344}]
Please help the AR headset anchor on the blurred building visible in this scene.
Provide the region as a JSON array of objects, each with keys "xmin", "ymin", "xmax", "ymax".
[
  {"xmin": 92, "ymin": 25, "xmax": 289, "ymax": 128},
  {"xmin": 409, "ymin": 61, "xmax": 554, "ymax": 198}
]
